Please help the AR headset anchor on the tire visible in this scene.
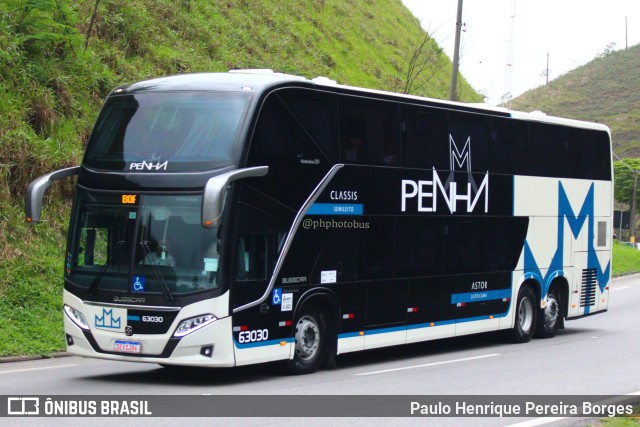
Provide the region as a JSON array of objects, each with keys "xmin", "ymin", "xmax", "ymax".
[
  {"xmin": 507, "ymin": 285, "xmax": 537, "ymax": 343},
  {"xmin": 535, "ymin": 287, "xmax": 561, "ymax": 338},
  {"xmin": 286, "ymin": 305, "xmax": 327, "ymax": 375}
]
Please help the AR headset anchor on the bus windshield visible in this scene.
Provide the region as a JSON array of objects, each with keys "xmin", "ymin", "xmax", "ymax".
[
  {"xmin": 83, "ymin": 92, "xmax": 251, "ymax": 172},
  {"xmin": 67, "ymin": 190, "xmax": 221, "ymax": 296}
]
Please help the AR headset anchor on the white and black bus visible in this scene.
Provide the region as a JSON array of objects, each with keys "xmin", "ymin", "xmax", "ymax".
[{"xmin": 26, "ymin": 70, "xmax": 612, "ymax": 374}]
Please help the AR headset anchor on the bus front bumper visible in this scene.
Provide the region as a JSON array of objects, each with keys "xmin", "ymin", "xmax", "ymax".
[{"xmin": 62, "ymin": 293, "xmax": 236, "ymax": 368}]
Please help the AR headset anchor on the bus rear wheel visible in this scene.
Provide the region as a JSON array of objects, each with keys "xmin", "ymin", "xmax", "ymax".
[
  {"xmin": 286, "ymin": 305, "xmax": 327, "ymax": 375},
  {"xmin": 535, "ymin": 287, "xmax": 561, "ymax": 338},
  {"xmin": 507, "ymin": 285, "xmax": 537, "ymax": 343}
]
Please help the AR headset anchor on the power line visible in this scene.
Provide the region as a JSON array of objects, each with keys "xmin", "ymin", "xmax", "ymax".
[{"xmin": 502, "ymin": 0, "xmax": 516, "ymax": 107}]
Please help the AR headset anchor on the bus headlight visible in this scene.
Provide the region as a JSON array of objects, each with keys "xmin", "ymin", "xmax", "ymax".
[
  {"xmin": 174, "ymin": 314, "xmax": 217, "ymax": 337},
  {"xmin": 64, "ymin": 305, "xmax": 90, "ymax": 330}
]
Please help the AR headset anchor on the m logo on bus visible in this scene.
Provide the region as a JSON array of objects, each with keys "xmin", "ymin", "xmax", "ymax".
[
  {"xmin": 401, "ymin": 135, "xmax": 489, "ymax": 214},
  {"xmin": 450, "ymin": 135, "xmax": 471, "ymax": 171},
  {"xmin": 95, "ymin": 308, "xmax": 121, "ymax": 329}
]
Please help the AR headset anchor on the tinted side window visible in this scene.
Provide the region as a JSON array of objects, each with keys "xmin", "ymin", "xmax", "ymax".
[
  {"xmin": 571, "ymin": 131, "xmax": 596, "ymax": 179},
  {"xmin": 360, "ymin": 219, "xmax": 394, "ymax": 279},
  {"xmin": 234, "ymin": 205, "xmax": 274, "ymax": 282},
  {"xmin": 247, "ymin": 94, "xmax": 331, "ymax": 209},
  {"xmin": 491, "ymin": 117, "xmax": 530, "ymax": 175},
  {"xmin": 278, "ymin": 89, "xmax": 338, "ymax": 163},
  {"xmin": 339, "ymin": 97, "xmax": 399, "ymax": 165},
  {"xmin": 313, "ymin": 228, "xmax": 359, "ymax": 282},
  {"xmin": 395, "ymin": 217, "xmax": 442, "ymax": 277},
  {"xmin": 250, "ymin": 94, "xmax": 329, "ymax": 163},
  {"xmin": 531, "ymin": 123, "xmax": 571, "ymax": 178},
  {"xmin": 443, "ymin": 218, "xmax": 487, "ymax": 274},
  {"xmin": 594, "ymin": 130, "xmax": 612, "ymax": 180},
  {"xmin": 401, "ymin": 105, "xmax": 449, "ymax": 170},
  {"xmin": 525, "ymin": 122, "xmax": 610, "ymax": 180},
  {"xmin": 486, "ymin": 217, "xmax": 529, "ymax": 271},
  {"xmin": 311, "ymin": 219, "xmax": 394, "ymax": 282}
]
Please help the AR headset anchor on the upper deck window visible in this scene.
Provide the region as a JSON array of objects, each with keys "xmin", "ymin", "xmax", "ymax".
[{"xmin": 84, "ymin": 92, "xmax": 251, "ymax": 172}]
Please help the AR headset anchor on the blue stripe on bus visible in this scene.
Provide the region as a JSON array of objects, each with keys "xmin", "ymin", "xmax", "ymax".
[
  {"xmin": 337, "ymin": 310, "xmax": 511, "ymax": 339},
  {"xmin": 233, "ymin": 337, "xmax": 295, "ymax": 349},
  {"xmin": 363, "ymin": 325, "xmax": 407, "ymax": 335},
  {"xmin": 450, "ymin": 289, "xmax": 512, "ymax": 304},
  {"xmin": 127, "ymin": 315, "xmax": 140, "ymax": 321},
  {"xmin": 306, "ymin": 203, "xmax": 363, "ymax": 215},
  {"xmin": 339, "ymin": 331, "xmax": 363, "ymax": 339},
  {"xmin": 235, "ymin": 307, "xmax": 515, "ymax": 347}
]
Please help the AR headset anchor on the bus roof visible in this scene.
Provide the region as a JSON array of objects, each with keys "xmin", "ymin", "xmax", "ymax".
[
  {"xmin": 113, "ymin": 70, "xmax": 307, "ymax": 94},
  {"xmin": 113, "ymin": 70, "xmax": 610, "ymax": 134}
]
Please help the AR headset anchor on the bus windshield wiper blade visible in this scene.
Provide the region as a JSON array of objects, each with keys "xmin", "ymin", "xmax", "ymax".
[
  {"xmin": 88, "ymin": 240, "xmax": 126, "ymax": 295},
  {"xmin": 140, "ymin": 240, "xmax": 175, "ymax": 302},
  {"xmin": 88, "ymin": 260, "xmax": 111, "ymax": 295}
]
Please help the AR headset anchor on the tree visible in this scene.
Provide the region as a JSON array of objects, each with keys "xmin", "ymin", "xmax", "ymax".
[
  {"xmin": 400, "ymin": 23, "xmax": 446, "ymax": 95},
  {"xmin": 614, "ymin": 159, "xmax": 640, "ymax": 239},
  {"xmin": 599, "ymin": 42, "xmax": 617, "ymax": 58},
  {"xmin": 84, "ymin": 0, "xmax": 101, "ymax": 50},
  {"xmin": 614, "ymin": 159, "xmax": 640, "ymax": 206}
]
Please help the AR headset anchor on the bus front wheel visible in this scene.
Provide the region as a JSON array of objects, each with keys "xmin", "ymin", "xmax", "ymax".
[
  {"xmin": 507, "ymin": 285, "xmax": 537, "ymax": 343},
  {"xmin": 286, "ymin": 305, "xmax": 327, "ymax": 375}
]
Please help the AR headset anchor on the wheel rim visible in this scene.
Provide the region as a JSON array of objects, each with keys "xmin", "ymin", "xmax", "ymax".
[
  {"xmin": 294, "ymin": 315, "xmax": 320, "ymax": 361},
  {"xmin": 518, "ymin": 295, "xmax": 534, "ymax": 332},
  {"xmin": 544, "ymin": 293, "xmax": 559, "ymax": 328}
]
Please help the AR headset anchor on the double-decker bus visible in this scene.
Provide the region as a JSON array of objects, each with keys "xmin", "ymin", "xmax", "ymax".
[{"xmin": 26, "ymin": 70, "xmax": 612, "ymax": 374}]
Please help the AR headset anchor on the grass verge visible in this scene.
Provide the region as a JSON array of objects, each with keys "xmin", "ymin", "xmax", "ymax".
[{"xmin": 612, "ymin": 240, "xmax": 640, "ymax": 277}]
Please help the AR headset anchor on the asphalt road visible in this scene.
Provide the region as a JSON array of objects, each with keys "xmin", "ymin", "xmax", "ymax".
[{"xmin": 1, "ymin": 275, "xmax": 639, "ymax": 426}]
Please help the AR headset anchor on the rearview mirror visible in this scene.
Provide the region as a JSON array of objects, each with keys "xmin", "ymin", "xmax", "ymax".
[
  {"xmin": 25, "ymin": 166, "xmax": 80, "ymax": 223},
  {"xmin": 201, "ymin": 166, "xmax": 268, "ymax": 228}
]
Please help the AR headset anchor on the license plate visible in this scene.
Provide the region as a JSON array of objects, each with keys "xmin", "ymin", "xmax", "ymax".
[{"xmin": 114, "ymin": 340, "xmax": 141, "ymax": 353}]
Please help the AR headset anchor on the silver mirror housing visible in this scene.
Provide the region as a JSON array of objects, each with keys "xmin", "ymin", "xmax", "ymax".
[
  {"xmin": 201, "ymin": 166, "xmax": 268, "ymax": 228},
  {"xmin": 25, "ymin": 166, "xmax": 80, "ymax": 223}
]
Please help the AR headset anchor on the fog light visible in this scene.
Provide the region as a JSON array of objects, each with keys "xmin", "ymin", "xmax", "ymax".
[
  {"xmin": 66, "ymin": 334, "xmax": 74, "ymax": 346},
  {"xmin": 200, "ymin": 345, "xmax": 214, "ymax": 358}
]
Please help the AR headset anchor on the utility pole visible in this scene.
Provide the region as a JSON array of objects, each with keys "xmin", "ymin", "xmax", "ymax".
[
  {"xmin": 449, "ymin": 0, "xmax": 463, "ymax": 101},
  {"xmin": 545, "ymin": 52, "xmax": 549, "ymax": 85},
  {"xmin": 632, "ymin": 170, "xmax": 638, "ymax": 243},
  {"xmin": 503, "ymin": 0, "xmax": 516, "ymax": 108}
]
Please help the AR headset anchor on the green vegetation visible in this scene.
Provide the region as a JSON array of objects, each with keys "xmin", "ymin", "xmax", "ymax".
[
  {"xmin": 0, "ymin": 0, "xmax": 480, "ymax": 357},
  {"xmin": 614, "ymin": 159, "xmax": 640, "ymax": 208},
  {"xmin": 510, "ymin": 43, "xmax": 640, "ymax": 158},
  {"xmin": 596, "ymin": 416, "xmax": 640, "ymax": 426},
  {"xmin": 613, "ymin": 159, "xmax": 640, "ymax": 236},
  {"xmin": 612, "ymin": 240, "xmax": 640, "ymax": 277}
]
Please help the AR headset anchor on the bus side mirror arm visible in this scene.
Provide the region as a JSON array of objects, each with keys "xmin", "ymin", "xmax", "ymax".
[
  {"xmin": 202, "ymin": 166, "xmax": 268, "ymax": 228},
  {"xmin": 25, "ymin": 166, "xmax": 81, "ymax": 224}
]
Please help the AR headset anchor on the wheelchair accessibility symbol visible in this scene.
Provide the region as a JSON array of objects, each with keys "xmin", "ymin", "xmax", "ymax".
[
  {"xmin": 132, "ymin": 275, "xmax": 146, "ymax": 293},
  {"xmin": 272, "ymin": 288, "xmax": 282, "ymax": 305}
]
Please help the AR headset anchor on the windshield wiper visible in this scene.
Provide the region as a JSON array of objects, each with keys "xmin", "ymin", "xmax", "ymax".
[
  {"xmin": 140, "ymin": 240, "xmax": 175, "ymax": 302},
  {"xmin": 88, "ymin": 240, "xmax": 126, "ymax": 295}
]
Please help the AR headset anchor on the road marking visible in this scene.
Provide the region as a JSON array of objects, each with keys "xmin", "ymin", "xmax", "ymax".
[
  {"xmin": 0, "ymin": 363, "xmax": 78, "ymax": 375},
  {"xmin": 505, "ymin": 391, "xmax": 640, "ymax": 427},
  {"xmin": 354, "ymin": 353, "xmax": 501, "ymax": 376},
  {"xmin": 613, "ymin": 286, "xmax": 630, "ymax": 291},
  {"xmin": 506, "ymin": 417, "xmax": 566, "ymax": 427}
]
